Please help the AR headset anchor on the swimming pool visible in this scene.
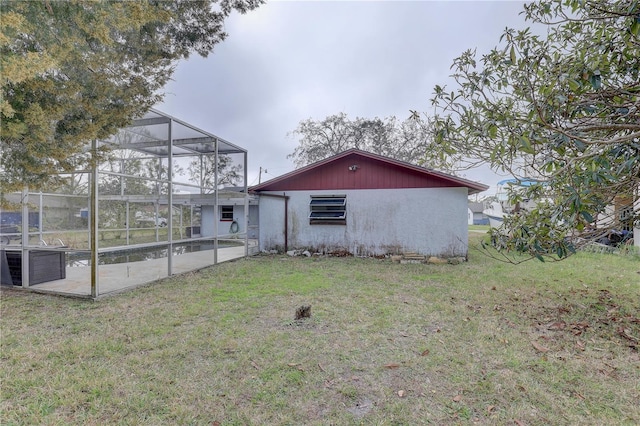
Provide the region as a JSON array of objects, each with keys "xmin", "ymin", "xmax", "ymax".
[{"xmin": 67, "ymin": 240, "xmax": 243, "ymax": 266}]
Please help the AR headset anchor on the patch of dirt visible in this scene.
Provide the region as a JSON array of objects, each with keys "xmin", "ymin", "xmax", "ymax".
[
  {"xmin": 274, "ymin": 317, "xmax": 331, "ymax": 333},
  {"xmin": 525, "ymin": 288, "xmax": 639, "ymax": 351},
  {"xmin": 346, "ymin": 397, "xmax": 374, "ymax": 418}
]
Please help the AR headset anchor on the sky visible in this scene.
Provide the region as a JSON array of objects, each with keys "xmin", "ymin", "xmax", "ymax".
[{"xmin": 158, "ymin": 0, "xmax": 532, "ymax": 196}]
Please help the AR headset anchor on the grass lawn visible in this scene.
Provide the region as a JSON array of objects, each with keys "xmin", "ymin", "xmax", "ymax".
[
  {"xmin": 1, "ymin": 235, "xmax": 639, "ymax": 425},
  {"xmin": 468, "ymin": 224, "xmax": 490, "ymax": 232}
]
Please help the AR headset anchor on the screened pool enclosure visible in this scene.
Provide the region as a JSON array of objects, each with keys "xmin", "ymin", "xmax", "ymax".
[{"xmin": 0, "ymin": 109, "xmax": 255, "ymax": 298}]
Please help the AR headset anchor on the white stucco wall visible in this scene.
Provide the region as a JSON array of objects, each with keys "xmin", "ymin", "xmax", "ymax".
[
  {"xmin": 200, "ymin": 204, "xmax": 248, "ymax": 237},
  {"xmin": 258, "ymin": 195, "xmax": 287, "ymax": 250},
  {"xmin": 201, "ymin": 205, "xmax": 215, "ymax": 237},
  {"xmin": 258, "ymin": 188, "xmax": 469, "ymax": 257}
]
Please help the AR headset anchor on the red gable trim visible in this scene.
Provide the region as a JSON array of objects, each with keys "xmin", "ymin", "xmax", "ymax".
[{"xmin": 251, "ymin": 149, "xmax": 489, "ymax": 194}]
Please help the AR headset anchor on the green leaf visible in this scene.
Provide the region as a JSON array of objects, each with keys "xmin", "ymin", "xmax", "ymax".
[
  {"xmin": 568, "ymin": 79, "xmax": 581, "ymax": 91},
  {"xmin": 520, "ymin": 136, "xmax": 534, "ymax": 154},
  {"xmin": 631, "ymin": 17, "xmax": 640, "ymax": 36},
  {"xmin": 510, "ymin": 45, "xmax": 516, "ymax": 64},
  {"xmin": 580, "ymin": 211, "xmax": 594, "ymax": 223},
  {"xmin": 489, "ymin": 124, "xmax": 498, "ymax": 138},
  {"xmin": 573, "ymin": 139, "xmax": 586, "ymax": 152}
]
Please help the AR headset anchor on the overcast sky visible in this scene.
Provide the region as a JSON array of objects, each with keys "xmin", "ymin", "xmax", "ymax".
[{"xmin": 158, "ymin": 0, "xmax": 532, "ymax": 195}]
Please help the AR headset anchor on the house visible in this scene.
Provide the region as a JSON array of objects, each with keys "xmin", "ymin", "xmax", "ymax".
[
  {"xmin": 468, "ymin": 201, "xmax": 489, "ymax": 225},
  {"xmin": 250, "ymin": 149, "xmax": 488, "ymax": 257}
]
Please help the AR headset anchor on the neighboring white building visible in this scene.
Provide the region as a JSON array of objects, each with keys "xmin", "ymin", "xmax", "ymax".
[
  {"xmin": 250, "ymin": 149, "xmax": 488, "ymax": 257},
  {"xmin": 468, "ymin": 201, "xmax": 488, "ymax": 225}
]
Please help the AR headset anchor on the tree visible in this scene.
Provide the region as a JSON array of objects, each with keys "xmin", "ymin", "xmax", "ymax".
[
  {"xmin": 186, "ymin": 154, "xmax": 243, "ymax": 193},
  {"xmin": 288, "ymin": 112, "xmax": 459, "ymax": 171},
  {"xmin": 429, "ymin": 0, "xmax": 639, "ymax": 261},
  {"xmin": 0, "ymin": 0, "xmax": 262, "ymax": 194}
]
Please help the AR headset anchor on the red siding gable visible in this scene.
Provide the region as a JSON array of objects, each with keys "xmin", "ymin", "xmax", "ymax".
[{"xmin": 251, "ymin": 150, "xmax": 488, "ymax": 194}]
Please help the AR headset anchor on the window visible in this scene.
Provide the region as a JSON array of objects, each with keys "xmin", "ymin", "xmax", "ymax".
[
  {"xmin": 220, "ymin": 205, "xmax": 234, "ymax": 221},
  {"xmin": 309, "ymin": 195, "xmax": 346, "ymax": 225}
]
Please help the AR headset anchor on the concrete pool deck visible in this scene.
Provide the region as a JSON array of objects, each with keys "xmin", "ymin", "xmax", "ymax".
[{"xmin": 16, "ymin": 242, "xmax": 258, "ymax": 298}]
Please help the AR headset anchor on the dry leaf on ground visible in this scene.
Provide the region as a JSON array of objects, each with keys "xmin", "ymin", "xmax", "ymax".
[
  {"xmin": 547, "ymin": 321, "xmax": 566, "ymax": 330},
  {"xmin": 531, "ymin": 340, "xmax": 549, "ymax": 353}
]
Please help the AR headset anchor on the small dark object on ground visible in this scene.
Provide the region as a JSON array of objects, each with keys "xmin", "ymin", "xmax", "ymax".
[{"xmin": 295, "ymin": 305, "xmax": 311, "ymax": 320}]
